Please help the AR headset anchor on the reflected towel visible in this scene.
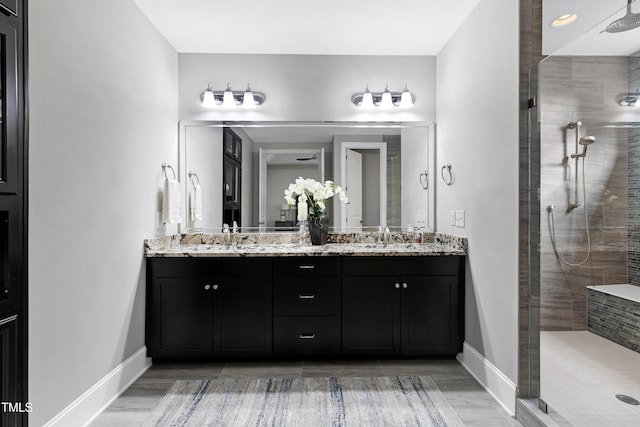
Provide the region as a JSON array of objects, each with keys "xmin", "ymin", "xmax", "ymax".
[
  {"xmin": 162, "ymin": 179, "xmax": 182, "ymax": 224},
  {"xmin": 190, "ymin": 184, "xmax": 203, "ymax": 222}
]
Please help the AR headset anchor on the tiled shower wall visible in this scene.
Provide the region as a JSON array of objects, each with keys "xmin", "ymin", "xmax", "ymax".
[
  {"xmin": 629, "ymin": 50, "xmax": 640, "ymax": 286},
  {"xmin": 539, "ymin": 56, "xmax": 629, "ymax": 331}
]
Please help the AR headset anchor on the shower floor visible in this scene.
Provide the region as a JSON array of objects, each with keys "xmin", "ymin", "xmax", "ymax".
[{"xmin": 541, "ymin": 331, "xmax": 640, "ymax": 427}]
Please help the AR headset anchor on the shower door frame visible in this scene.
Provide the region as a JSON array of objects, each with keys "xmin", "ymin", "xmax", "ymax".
[{"xmin": 517, "ymin": 0, "xmax": 543, "ymax": 406}]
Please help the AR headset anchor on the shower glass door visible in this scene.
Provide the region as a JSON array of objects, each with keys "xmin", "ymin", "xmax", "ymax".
[{"xmin": 534, "ymin": 1, "xmax": 640, "ymax": 424}]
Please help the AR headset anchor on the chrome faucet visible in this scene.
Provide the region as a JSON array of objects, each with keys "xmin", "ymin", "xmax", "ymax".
[
  {"xmin": 222, "ymin": 223, "xmax": 231, "ymax": 245},
  {"xmin": 384, "ymin": 227, "xmax": 391, "ymax": 245},
  {"xmin": 232, "ymin": 221, "xmax": 239, "ymax": 234}
]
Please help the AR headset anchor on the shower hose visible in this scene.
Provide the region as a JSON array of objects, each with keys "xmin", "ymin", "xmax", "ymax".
[{"xmin": 548, "ymin": 156, "xmax": 592, "ymax": 266}]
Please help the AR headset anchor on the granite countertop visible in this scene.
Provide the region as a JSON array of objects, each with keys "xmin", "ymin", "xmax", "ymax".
[{"xmin": 145, "ymin": 232, "xmax": 467, "ymax": 258}]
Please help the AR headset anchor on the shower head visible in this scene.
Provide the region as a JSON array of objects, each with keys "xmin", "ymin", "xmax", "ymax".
[
  {"xmin": 602, "ymin": 0, "xmax": 640, "ymax": 33},
  {"xmin": 579, "ymin": 136, "xmax": 596, "ymax": 155},
  {"xmin": 579, "ymin": 136, "xmax": 596, "ymax": 145}
]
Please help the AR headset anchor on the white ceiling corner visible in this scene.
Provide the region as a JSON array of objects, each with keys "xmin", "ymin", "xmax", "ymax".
[{"xmin": 133, "ymin": 0, "xmax": 481, "ymax": 56}]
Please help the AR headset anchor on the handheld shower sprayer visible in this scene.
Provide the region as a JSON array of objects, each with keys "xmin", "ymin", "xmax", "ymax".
[{"xmin": 571, "ymin": 135, "xmax": 597, "ymax": 158}]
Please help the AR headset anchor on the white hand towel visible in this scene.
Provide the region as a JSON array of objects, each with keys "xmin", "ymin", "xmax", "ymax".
[
  {"xmin": 190, "ymin": 184, "xmax": 203, "ymax": 222},
  {"xmin": 162, "ymin": 179, "xmax": 182, "ymax": 224}
]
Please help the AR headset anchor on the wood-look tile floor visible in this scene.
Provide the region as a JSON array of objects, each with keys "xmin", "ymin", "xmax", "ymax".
[{"xmin": 89, "ymin": 359, "xmax": 521, "ymax": 426}]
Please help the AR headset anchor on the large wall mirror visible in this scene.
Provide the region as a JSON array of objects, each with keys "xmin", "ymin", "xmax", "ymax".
[{"xmin": 178, "ymin": 121, "xmax": 435, "ymax": 233}]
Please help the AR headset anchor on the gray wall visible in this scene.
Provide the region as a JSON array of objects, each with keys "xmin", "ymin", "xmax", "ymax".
[
  {"xmin": 178, "ymin": 54, "xmax": 436, "ymax": 123},
  {"xmin": 539, "ymin": 56, "xmax": 629, "ymax": 331},
  {"xmin": 28, "ymin": 0, "xmax": 179, "ymax": 424},
  {"xmin": 436, "ymin": 0, "xmax": 519, "ymax": 407},
  {"xmin": 185, "ymin": 126, "xmax": 223, "ymax": 230}
]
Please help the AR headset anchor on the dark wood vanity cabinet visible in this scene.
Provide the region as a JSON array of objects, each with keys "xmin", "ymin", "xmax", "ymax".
[
  {"xmin": 272, "ymin": 257, "xmax": 341, "ymax": 357},
  {"xmin": 147, "ymin": 258, "xmax": 272, "ymax": 359},
  {"xmin": 342, "ymin": 256, "xmax": 464, "ymax": 357},
  {"xmin": 146, "ymin": 254, "xmax": 464, "ymax": 360}
]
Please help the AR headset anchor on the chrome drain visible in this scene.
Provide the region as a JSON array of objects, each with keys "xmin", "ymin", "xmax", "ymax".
[{"xmin": 616, "ymin": 394, "xmax": 640, "ymax": 405}]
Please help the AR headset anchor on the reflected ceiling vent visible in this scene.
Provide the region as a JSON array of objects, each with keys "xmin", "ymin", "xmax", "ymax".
[
  {"xmin": 602, "ymin": 0, "xmax": 640, "ymax": 33},
  {"xmin": 296, "ymin": 154, "xmax": 318, "ymax": 161}
]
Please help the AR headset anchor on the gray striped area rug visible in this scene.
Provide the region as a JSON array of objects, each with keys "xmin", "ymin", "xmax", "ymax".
[{"xmin": 142, "ymin": 376, "xmax": 464, "ymax": 426}]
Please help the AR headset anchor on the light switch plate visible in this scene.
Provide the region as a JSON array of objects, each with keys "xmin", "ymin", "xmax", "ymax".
[
  {"xmin": 455, "ymin": 210, "xmax": 465, "ymax": 227},
  {"xmin": 450, "ymin": 210, "xmax": 456, "ymax": 226}
]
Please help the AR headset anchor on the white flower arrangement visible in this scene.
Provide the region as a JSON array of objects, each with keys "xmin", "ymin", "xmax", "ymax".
[{"xmin": 284, "ymin": 177, "xmax": 348, "ymax": 219}]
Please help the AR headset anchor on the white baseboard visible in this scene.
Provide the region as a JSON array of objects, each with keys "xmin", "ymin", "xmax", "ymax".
[
  {"xmin": 456, "ymin": 341, "xmax": 517, "ymax": 415},
  {"xmin": 44, "ymin": 346, "xmax": 152, "ymax": 427}
]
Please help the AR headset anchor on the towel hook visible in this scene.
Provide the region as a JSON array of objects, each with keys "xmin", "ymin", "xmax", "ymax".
[
  {"xmin": 441, "ymin": 163, "xmax": 454, "ymax": 186},
  {"xmin": 162, "ymin": 162, "xmax": 176, "ymax": 180},
  {"xmin": 419, "ymin": 170, "xmax": 428, "ymax": 190},
  {"xmin": 188, "ymin": 170, "xmax": 200, "ymax": 186}
]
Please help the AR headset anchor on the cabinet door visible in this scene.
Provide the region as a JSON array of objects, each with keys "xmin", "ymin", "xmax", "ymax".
[
  {"xmin": 0, "ymin": 316, "xmax": 18, "ymax": 426},
  {"xmin": 0, "ymin": 199, "xmax": 19, "ymax": 312},
  {"xmin": 342, "ymin": 276, "xmax": 400, "ymax": 356},
  {"xmin": 401, "ymin": 276, "xmax": 460, "ymax": 356},
  {"xmin": 0, "ymin": 19, "xmax": 17, "ymax": 194},
  {"xmin": 149, "ymin": 278, "xmax": 213, "ymax": 358},
  {"xmin": 213, "ymin": 276, "xmax": 272, "ymax": 358}
]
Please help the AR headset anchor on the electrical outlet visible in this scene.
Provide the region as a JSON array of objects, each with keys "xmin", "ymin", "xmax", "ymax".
[
  {"xmin": 455, "ymin": 210, "xmax": 465, "ymax": 228},
  {"xmin": 450, "ymin": 210, "xmax": 456, "ymax": 226},
  {"xmin": 416, "ymin": 210, "xmax": 425, "ymax": 223}
]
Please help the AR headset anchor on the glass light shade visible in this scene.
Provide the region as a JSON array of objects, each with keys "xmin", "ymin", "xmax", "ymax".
[
  {"xmin": 222, "ymin": 84, "xmax": 235, "ymax": 107},
  {"xmin": 361, "ymin": 87, "xmax": 374, "ymax": 109},
  {"xmin": 380, "ymin": 87, "xmax": 394, "ymax": 109},
  {"xmin": 399, "ymin": 90, "xmax": 414, "ymax": 108},
  {"xmin": 242, "ymin": 90, "xmax": 256, "ymax": 108},
  {"xmin": 201, "ymin": 89, "xmax": 216, "ymax": 108}
]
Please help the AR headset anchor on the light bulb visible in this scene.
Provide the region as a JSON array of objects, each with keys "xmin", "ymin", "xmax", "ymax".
[
  {"xmin": 361, "ymin": 85, "xmax": 374, "ymax": 109},
  {"xmin": 201, "ymin": 84, "xmax": 216, "ymax": 108},
  {"xmin": 399, "ymin": 85, "xmax": 414, "ymax": 108},
  {"xmin": 222, "ymin": 83, "xmax": 235, "ymax": 108},
  {"xmin": 380, "ymin": 85, "xmax": 393, "ymax": 109},
  {"xmin": 242, "ymin": 84, "xmax": 256, "ymax": 108}
]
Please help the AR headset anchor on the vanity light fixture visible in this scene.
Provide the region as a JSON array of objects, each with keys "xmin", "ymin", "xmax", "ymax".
[
  {"xmin": 351, "ymin": 84, "xmax": 416, "ymax": 108},
  {"xmin": 200, "ymin": 82, "xmax": 266, "ymax": 108},
  {"xmin": 551, "ymin": 13, "xmax": 578, "ymax": 27},
  {"xmin": 222, "ymin": 83, "xmax": 235, "ymax": 108}
]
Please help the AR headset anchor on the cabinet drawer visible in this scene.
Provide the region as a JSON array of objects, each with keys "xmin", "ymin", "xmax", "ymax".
[
  {"xmin": 342, "ymin": 256, "xmax": 463, "ymax": 276},
  {"xmin": 273, "ymin": 316, "xmax": 341, "ymax": 357},
  {"xmin": 273, "ymin": 277, "xmax": 340, "ymax": 316},
  {"xmin": 273, "ymin": 257, "xmax": 341, "ymax": 277},
  {"xmin": 149, "ymin": 257, "xmax": 271, "ymax": 278}
]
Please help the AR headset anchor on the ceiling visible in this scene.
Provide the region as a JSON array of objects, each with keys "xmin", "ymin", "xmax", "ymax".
[
  {"xmin": 133, "ymin": 0, "xmax": 480, "ymax": 55},
  {"xmin": 543, "ymin": 0, "xmax": 640, "ymax": 55},
  {"xmin": 133, "ymin": 0, "xmax": 640, "ymax": 60},
  {"xmin": 240, "ymin": 125, "xmax": 400, "ymax": 144}
]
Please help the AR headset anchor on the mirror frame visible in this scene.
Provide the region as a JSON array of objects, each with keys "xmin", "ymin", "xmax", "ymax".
[{"xmin": 178, "ymin": 120, "xmax": 436, "ymax": 233}]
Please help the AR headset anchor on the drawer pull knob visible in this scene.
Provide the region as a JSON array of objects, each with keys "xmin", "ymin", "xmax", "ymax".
[
  {"xmin": 403, "ymin": 283, "xmax": 408, "ymax": 289},
  {"xmin": 395, "ymin": 283, "xmax": 400, "ymax": 289},
  {"xmin": 298, "ymin": 265, "xmax": 315, "ymax": 270},
  {"xmin": 204, "ymin": 284, "xmax": 211, "ymax": 290},
  {"xmin": 213, "ymin": 284, "xmax": 219, "ymax": 290},
  {"xmin": 299, "ymin": 334, "xmax": 316, "ymax": 339},
  {"xmin": 298, "ymin": 294, "xmax": 316, "ymax": 299}
]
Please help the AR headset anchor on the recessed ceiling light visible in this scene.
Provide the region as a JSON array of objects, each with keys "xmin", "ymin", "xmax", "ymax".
[{"xmin": 551, "ymin": 13, "xmax": 578, "ymax": 27}]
